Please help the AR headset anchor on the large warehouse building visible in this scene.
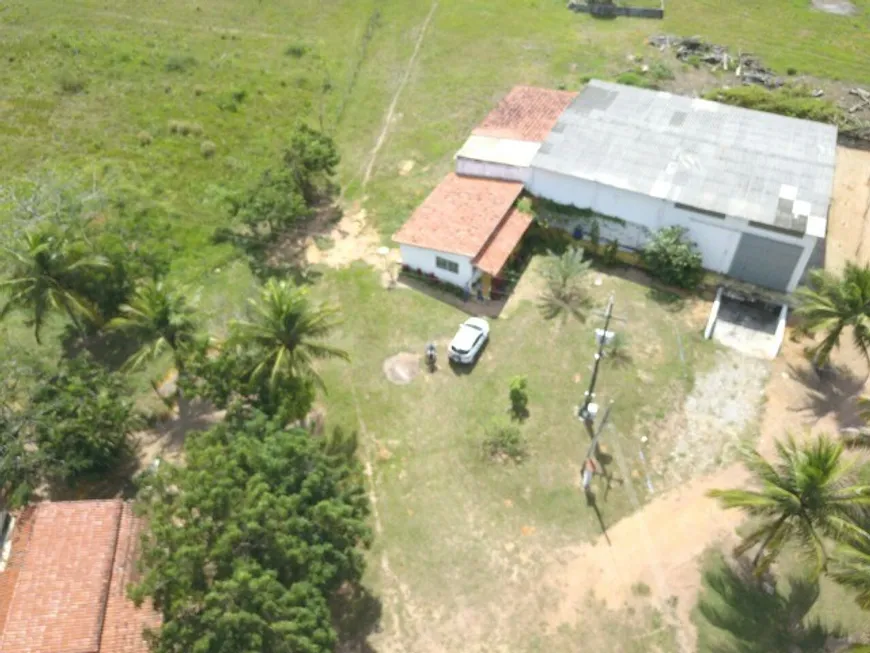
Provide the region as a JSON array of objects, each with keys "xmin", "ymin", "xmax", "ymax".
[{"xmin": 395, "ymin": 81, "xmax": 838, "ymax": 294}]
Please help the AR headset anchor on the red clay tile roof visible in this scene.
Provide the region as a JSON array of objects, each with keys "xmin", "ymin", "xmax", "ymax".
[
  {"xmin": 0, "ymin": 507, "xmax": 36, "ymax": 637},
  {"xmin": 0, "ymin": 500, "xmax": 159, "ymax": 653},
  {"xmin": 393, "ymin": 173, "xmax": 523, "ymax": 257},
  {"xmin": 100, "ymin": 504, "xmax": 161, "ymax": 653},
  {"xmin": 473, "ymin": 86, "xmax": 577, "ymax": 142},
  {"xmin": 473, "ymin": 207, "xmax": 534, "ymax": 277}
]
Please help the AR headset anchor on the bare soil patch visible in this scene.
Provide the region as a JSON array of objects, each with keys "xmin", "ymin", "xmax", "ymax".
[
  {"xmin": 383, "ymin": 352, "xmax": 421, "ymax": 385},
  {"xmin": 811, "ymin": 0, "xmax": 858, "ymax": 16},
  {"xmin": 825, "ymin": 146, "xmax": 870, "ymax": 273}
]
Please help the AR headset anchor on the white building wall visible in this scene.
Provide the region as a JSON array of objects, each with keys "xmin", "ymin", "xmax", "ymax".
[
  {"xmin": 455, "ymin": 158, "xmax": 529, "ymax": 183},
  {"xmin": 399, "ymin": 244, "xmax": 478, "ymax": 287},
  {"xmin": 526, "ymin": 168, "xmax": 819, "ymax": 281}
]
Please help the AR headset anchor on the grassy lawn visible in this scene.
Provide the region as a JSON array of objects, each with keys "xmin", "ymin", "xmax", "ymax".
[
  {"xmin": 2, "ymin": 0, "xmax": 870, "ymax": 648},
  {"xmin": 311, "ymin": 261, "xmax": 712, "ymax": 649}
]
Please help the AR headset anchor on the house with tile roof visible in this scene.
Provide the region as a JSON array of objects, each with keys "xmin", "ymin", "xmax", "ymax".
[
  {"xmin": 0, "ymin": 500, "xmax": 160, "ymax": 653},
  {"xmin": 394, "ymin": 81, "xmax": 837, "ymax": 295},
  {"xmin": 394, "ymin": 86, "xmax": 574, "ymax": 297}
]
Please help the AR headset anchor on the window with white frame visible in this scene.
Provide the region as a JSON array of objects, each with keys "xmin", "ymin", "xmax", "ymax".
[{"xmin": 435, "ymin": 256, "xmax": 459, "ymax": 274}]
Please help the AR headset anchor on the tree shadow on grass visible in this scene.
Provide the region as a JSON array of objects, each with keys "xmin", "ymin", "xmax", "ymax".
[
  {"xmin": 787, "ymin": 361, "xmax": 866, "ymax": 430},
  {"xmin": 61, "ymin": 327, "xmax": 142, "ymax": 371},
  {"xmin": 695, "ymin": 553, "xmax": 843, "ymax": 653},
  {"xmin": 331, "ymin": 583, "xmax": 382, "ymax": 653},
  {"xmin": 646, "ymin": 287, "xmax": 686, "ymax": 313}
]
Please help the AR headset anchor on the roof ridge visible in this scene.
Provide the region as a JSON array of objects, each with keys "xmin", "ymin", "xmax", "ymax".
[{"xmin": 95, "ymin": 501, "xmax": 126, "ymax": 653}]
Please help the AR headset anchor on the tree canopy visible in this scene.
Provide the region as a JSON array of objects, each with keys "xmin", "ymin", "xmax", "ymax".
[
  {"xmin": 131, "ymin": 409, "xmax": 371, "ymax": 653},
  {"xmin": 708, "ymin": 434, "xmax": 870, "ymax": 575},
  {"xmin": 794, "ymin": 263, "xmax": 870, "ymax": 366}
]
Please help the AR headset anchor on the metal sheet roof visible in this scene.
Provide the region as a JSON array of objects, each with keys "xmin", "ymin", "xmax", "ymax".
[
  {"xmin": 531, "ymin": 80, "xmax": 838, "ymax": 235},
  {"xmin": 455, "ymin": 135, "xmax": 541, "ymax": 168}
]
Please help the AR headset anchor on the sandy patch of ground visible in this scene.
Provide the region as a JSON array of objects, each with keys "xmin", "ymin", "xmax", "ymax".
[
  {"xmin": 545, "ymin": 465, "xmax": 748, "ymax": 650},
  {"xmin": 398, "ymin": 159, "xmax": 415, "ymax": 176},
  {"xmin": 383, "ymin": 352, "xmax": 421, "ymax": 385},
  {"xmin": 811, "ymin": 0, "xmax": 858, "ymax": 15},
  {"xmin": 135, "ymin": 398, "xmax": 225, "ymax": 468},
  {"xmin": 825, "ymin": 147, "xmax": 870, "ymax": 273}
]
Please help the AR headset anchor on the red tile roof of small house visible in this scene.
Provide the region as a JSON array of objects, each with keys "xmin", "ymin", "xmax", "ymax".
[
  {"xmin": 473, "ymin": 207, "xmax": 534, "ymax": 276},
  {"xmin": 0, "ymin": 500, "xmax": 160, "ymax": 653},
  {"xmin": 472, "ymin": 86, "xmax": 578, "ymax": 142},
  {"xmin": 393, "ymin": 173, "xmax": 523, "ymax": 257}
]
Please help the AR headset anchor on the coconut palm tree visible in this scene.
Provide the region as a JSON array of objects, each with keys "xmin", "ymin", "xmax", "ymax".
[
  {"xmin": 537, "ymin": 246, "xmax": 592, "ymax": 322},
  {"xmin": 794, "ymin": 263, "xmax": 870, "ymax": 368},
  {"xmin": 107, "ymin": 278, "xmax": 197, "ymax": 373},
  {"xmin": 829, "ymin": 536, "xmax": 870, "ymax": 610},
  {"xmin": 0, "ymin": 229, "xmax": 109, "ymax": 344},
  {"xmin": 708, "ymin": 434, "xmax": 870, "ymax": 576},
  {"xmin": 230, "ymin": 278, "xmax": 348, "ymax": 390}
]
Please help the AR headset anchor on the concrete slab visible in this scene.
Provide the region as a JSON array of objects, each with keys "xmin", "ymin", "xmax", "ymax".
[{"xmin": 711, "ymin": 296, "xmax": 781, "ymax": 359}]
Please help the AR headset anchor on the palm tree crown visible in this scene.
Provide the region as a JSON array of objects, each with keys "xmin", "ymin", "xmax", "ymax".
[
  {"xmin": 0, "ymin": 228, "xmax": 108, "ymax": 343},
  {"xmin": 231, "ymin": 278, "xmax": 348, "ymax": 389},
  {"xmin": 708, "ymin": 434, "xmax": 870, "ymax": 575},
  {"xmin": 794, "ymin": 263, "xmax": 870, "ymax": 366},
  {"xmin": 108, "ymin": 278, "xmax": 197, "ymax": 371},
  {"xmin": 829, "ymin": 536, "xmax": 870, "ymax": 610},
  {"xmin": 537, "ymin": 246, "xmax": 592, "ymax": 322}
]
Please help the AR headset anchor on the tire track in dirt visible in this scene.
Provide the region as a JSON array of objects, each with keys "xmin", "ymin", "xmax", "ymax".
[{"xmin": 360, "ymin": 2, "xmax": 438, "ymax": 187}]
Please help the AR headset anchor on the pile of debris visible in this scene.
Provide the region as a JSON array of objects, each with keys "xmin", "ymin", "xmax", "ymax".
[{"xmin": 648, "ymin": 35, "xmax": 782, "ymax": 88}]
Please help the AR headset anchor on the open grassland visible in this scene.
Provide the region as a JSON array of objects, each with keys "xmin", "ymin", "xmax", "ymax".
[{"xmin": 313, "ymin": 264, "xmax": 713, "ymax": 651}]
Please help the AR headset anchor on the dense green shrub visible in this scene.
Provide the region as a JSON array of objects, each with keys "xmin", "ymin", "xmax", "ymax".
[
  {"xmin": 508, "ymin": 375, "xmax": 529, "ymax": 419},
  {"xmin": 648, "ymin": 61, "xmax": 675, "ymax": 82},
  {"xmin": 641, "ymin": 226, "xmax": 703, "ymax": 289},
  {"xmin": 200, "ymin": 140, "xmax": 216, "ymax": 158},
  {"xmin": 600, "ymin": 239, "xmax": 620, "ymax": 267},
  {"xmin": 703, "ymin": 85, "xmax": 844, "ymax": 125},
  {"xmin": 167, "ymin": 120, "xmax": 204, "ymax": 136},
  {"xmin": 31, "ymin": 355, "xmax": 139, "ymax": 484},
  {"xmin": 482, "ymin": 420, "xmax": 527, "ymax": 462}
]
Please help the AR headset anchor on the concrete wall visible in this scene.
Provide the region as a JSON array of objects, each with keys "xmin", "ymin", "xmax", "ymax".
[
  {"xmin": 527, "ymin": 167, "xmax": 818, "ymax": 290},
  {"xmin": 455, "ymin": 158, "xmax": 529, "ymax": 183},
  {"xmin": 399, "ymin": 244, "xmax": 478, "ymax": 287}
]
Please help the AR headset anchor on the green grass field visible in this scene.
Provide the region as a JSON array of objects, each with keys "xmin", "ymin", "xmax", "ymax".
[
  {"xmin": 2, "ymin": 0, "xmax": 870, "ymax": 649},
  {"xmin": 313, "ymin": 262, "xmax": 711, "ymax": 651}
]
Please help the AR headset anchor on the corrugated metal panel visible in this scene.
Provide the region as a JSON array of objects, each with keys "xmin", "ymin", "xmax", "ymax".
[
  {"xmin": 530, "ymin": 80, "xmax": 837, "ymax": 237},
  {"xmin": 728, "ymin": 233, "xmax": 803, "ymax": 291}
]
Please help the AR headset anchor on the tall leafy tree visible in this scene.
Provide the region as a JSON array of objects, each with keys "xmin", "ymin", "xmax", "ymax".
[
  {"xmin": 30, "ymin": 354, "xmax": 139, "ymax": 484},
  {"xmin": 107, "ymin": 278, "xmax": 197, "ymax": 373},
  {"xmin": 282, "ymin": 124, "xmax": 340, "ymax": 204},
  {"xmin": 0, "ymin": 228, "xmax": 109, "ymax": 343},
  {"xmin": 231, "ymin": 279, "xmax": 348, "ymax": 390},
  {"xmin": 708, "ymin": 435, "xmax": 870, "ymax": 575},
  {"xmin": 794, "ymin": 263, "xmax": 870, "ymax": 367},
  {"xmin": 131, "ymin": 409, "xmax": 371, "ymax": 653},
  {"xmin": 233, "ymin": 168, "xmax": 312, "ymax": 240}
]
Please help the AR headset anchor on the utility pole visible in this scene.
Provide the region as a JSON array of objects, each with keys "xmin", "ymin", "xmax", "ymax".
[{"xmin": 577, "ymin": 294, "xmax": 623, "ymax": 436}]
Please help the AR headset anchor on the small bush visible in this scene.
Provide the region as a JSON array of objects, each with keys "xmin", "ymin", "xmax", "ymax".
[
  {"xmin": 193, "ymin": 84, "xmax": 206, "ymax": 96},
  {"xmin": 600, "ymin": 239, "xmax": 620, "ymax": 267},
  {"xmin": 641, "ymin": 226, "xmax": 703, "ymax": 289},
  {"xmin": 165, "ymin": 54, "xmax": 197, "ymax": 72},
  {"xmin": 200, "ymin": 140, "xmax": 217, "ymax": 158},
  {"xmin": 58, "ymin": 72, "xmax": 86, "ymax": 94},
  {"xmin": 314, "ymin": 234, "xmax": 334, "ymax": 251},
  {"xmin": 517, "ymin": 197, "xmax": 533, "ymax": 214},
  {"xmin": 615, "ymin": 71, "xmax": 657, "ymax": 89},
  {"xmin": 231, "ymin": 88, "xmax": 248, "ymax": 103},
  {"xmin": 631, "ymin": 581, "xmax": 652, "ymax": 597},
  {"xmin": 285, "ymin": 43, "xmax": 309, "ymax": 58},
  {"xmin": 648, "ymin": 61, "xmax": 674, "ymax": 82},
  {"xmin": 686, "ymin": 54, "xmax": 702, "ymax": 68},
  {"xmin": 703, "ymin": 85, "xmax": 843, "ymax": 125},
  {"xmin": 168, "ymin": 120, "xmax": 204, "ymax": 136},
  {"xmin": 482, "ymin": 420, "xmax": 527, "ymax": 463},
  {"xmin": 786, "ymin": 67, "xmax": 798, "ymax": 76},
  {"xmin": 508, "ymin": 375, "xmax": 529, "ymax": 419},
  {"xmin": 137, "ymin": 130, "xmax": 153, "ymax": 146}
]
